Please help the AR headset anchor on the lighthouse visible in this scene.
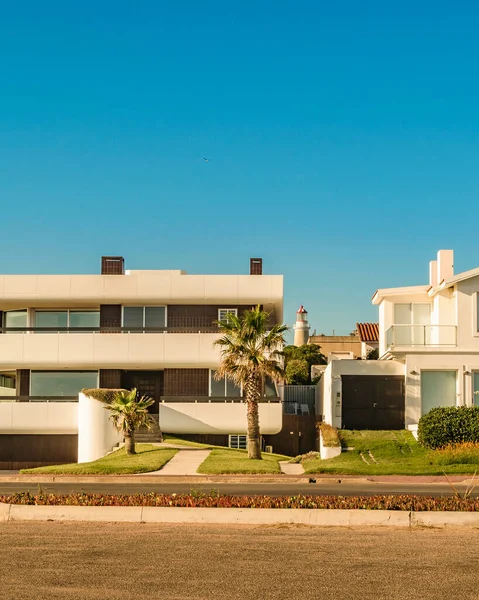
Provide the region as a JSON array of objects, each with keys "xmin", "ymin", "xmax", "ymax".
[{"xmin": 293, "ymin": 305, "xmax": 310, "ymax": 347}]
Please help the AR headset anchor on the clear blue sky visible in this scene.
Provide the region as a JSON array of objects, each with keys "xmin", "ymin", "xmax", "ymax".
[{"xmin": 1, "ymin": 1, "xmax": 479, "ymax": 337}]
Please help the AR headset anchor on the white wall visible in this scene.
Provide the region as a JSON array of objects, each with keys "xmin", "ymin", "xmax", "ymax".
[
  {"xmin": 0, "ymin": 272, "xmax": 283, "ymax": 319},
  {"xmin": 0, "ymin": 332, "xmax": 222, "ymax": 369},
  {"xmin": 322, "ymin": 360, "xmax": 406, "ymax": 428},
  {"xmin": 0, "ymin": 402, "xmax": 78, "ymax": 433},
  {"xmin": 0, "ymin": 386, "xmax": 15, "ymax": 396},
  {"xmin": 159, "ymin": 401, "xmax": 282, "ymax": 435},
  {"xmin": 77, "ymin": 392, "xmax": 123, "ymax": 463}
]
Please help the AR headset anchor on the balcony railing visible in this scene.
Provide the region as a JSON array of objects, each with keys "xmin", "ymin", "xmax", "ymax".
[
  {"xmin": 0, "ymin": 396, "xmax": 78, "ymax": 402},
  {"xmin": 0, "ymin": 326, "xmax": 219, "ymax": 334},
  {"xmin": 386, "ymin": 325, "xmax": 457, "ymax": 348},
  {"xmin": 160, "ymin": 396, "xmax": 281, "ymax": 403}
]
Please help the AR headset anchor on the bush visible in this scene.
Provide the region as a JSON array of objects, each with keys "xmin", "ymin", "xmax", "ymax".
[
  {"xmin": 3, "ymin": 491, "xmax": 479, "ymax": 511},
  {"xmin": 318, "ymin": 423, "xmax": 340, "ymax": 447},
  {"xmin": 81, "ymin": 388, "xmax": 128, "ymax": 405},
  {"xmin": 433, "ymin": 442, "xmax": 479, "ymax": 465},
  {"xmin": 418, "ymin": 406, "xmax": 479, "ymax": 449}
]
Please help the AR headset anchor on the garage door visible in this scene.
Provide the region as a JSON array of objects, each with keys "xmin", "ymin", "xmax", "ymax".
[{"xmin": 341, "ymin": 375, "xmax": 405, "ymax": 430}]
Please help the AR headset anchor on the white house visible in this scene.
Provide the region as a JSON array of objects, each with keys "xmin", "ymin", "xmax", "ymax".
[
  {"xmin": 0, "ymin": 256, "xmax": 286, "ymax": 467},
  {"xmin": 373, "ymin": 249, "xmax": 479, "ymax": 428}
]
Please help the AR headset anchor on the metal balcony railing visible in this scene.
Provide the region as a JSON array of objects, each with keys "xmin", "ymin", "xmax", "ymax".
[
  {"xmin": 0, "ymin": 396, "xmax": 78, "ymax": 402},
  {"xmin": 0, "ymin": 326, "xmax": 220, "ymax": 334},
  {"xmin": 386, "ymin": 325, "xmax": 457, "ymax": 348}
]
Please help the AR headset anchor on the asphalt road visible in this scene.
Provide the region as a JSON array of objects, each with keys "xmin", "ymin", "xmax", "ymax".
[
  {"xmin": 0, "ymin": 522, "xmax": 478, "ymax": 599},
  {"xmin": 0, "ymin": 481, "xmax": 476, "ymax": 497}
]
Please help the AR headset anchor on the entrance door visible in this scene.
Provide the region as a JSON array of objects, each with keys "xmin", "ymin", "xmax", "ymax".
[
  {"xmin": 421, "ymin": 371, "xmax": 456, "ymax": 415},
  {"xmin": 341, "ymin": 375, "xmax": 405, "ymax": 430},
  {"xmin": 121, "ymin": 371, "xmax": 163, "ymax": 413}
]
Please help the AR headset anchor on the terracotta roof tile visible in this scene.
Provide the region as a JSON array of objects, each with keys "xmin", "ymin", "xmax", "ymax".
[{"xmin": 356, "ymin": 322, "xmax": 379, "ymax": 342}]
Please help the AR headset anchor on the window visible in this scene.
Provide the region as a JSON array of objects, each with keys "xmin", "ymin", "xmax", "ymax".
[
  {"xmin": 394, "ymin": 303, "xmax": 431, "ymax": 345},
  {"xmin": 473, "ymin": 373, "xmax": 479, "ymax": 407},
  {"xmin": 229, "ymin": 435, "xmax": 247, "ymax": 450},
  {"xmin": 3, "ymin": 310, "xmax": 27, "ymax": 331},
  {"xmin": 30, "ymin": 371, "xmax": 98, "ymax": 397},
  {"xmin": 0, "ymin": 374, "xmax": 15, "ymax": 389},
  {"xmin": 210, "ymin": 370, "xmax": 242, "ymax": 397},
  {"xmin": 123, "ymin": 306, "xmax": 166, "ymax": 329},
  {"xmin": 218, "ymin": 308, "xmax": 237, "ymax": 323},
  {"xmin": 34, "ymin": 310, "xmax": 100, "ymax": 330},
  {"xmin": 264, "ymin": 376, "xmax": 277, "ymax": 397},
  {"xmin": 421, "ymin": 371, "xmax": 457, "ymax": 415}
]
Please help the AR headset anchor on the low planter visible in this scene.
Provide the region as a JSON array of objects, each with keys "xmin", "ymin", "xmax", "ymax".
[{"xmin": 320, "ymin": 431, "xmax": 341, "ymax": 460}]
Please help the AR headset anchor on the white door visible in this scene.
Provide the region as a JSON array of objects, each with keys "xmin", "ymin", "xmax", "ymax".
[{"xmin": 421, "ymin": 371, "xmax": 456, "ymax": 415}]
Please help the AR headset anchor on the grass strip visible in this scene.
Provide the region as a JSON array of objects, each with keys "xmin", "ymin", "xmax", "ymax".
[{"xmin": 20, "ymin": 445, "xmax": 178, "ymax": 475}]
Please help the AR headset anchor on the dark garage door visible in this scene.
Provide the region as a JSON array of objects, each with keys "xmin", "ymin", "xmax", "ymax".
[{"xmin": 341, "ymin": 375, "xmax": 405, "ymax": 430}]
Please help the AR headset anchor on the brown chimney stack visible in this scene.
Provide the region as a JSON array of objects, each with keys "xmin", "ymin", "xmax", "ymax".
[
  {"xmin": 101, "ymin": 256, "xmax": 125, "ymax": 275},
  {"xmin": 250, "ymin": 258, "xmax": 263, "ymax": 275}
]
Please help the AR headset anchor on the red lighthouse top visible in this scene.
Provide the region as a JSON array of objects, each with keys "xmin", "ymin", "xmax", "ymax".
[{"xmin": 297, "ymin": 305, "xmax": 307, "ymax": 314}]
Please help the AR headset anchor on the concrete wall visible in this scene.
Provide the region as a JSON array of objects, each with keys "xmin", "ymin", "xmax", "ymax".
[
  {"xmin": 0, "ymin": 272, "xmax": 283, "ymax": 320},
  {"xmin": 77, "ymin": 392, "xmax": 123, "ymax": 463},
  {"xmin": 0, "ymin": 402, "xmax": 78, "ymax": 434},
  {"xmin": 159, "ymin": 401, "xmax": 282, "ymax": 435},
  {"xmin": 0, "ymin": 332, "xmax": 222, "ymax": 369},
  {"xmin": 322, "ymin": 360, "xmax": 406, "ymax": 428}
]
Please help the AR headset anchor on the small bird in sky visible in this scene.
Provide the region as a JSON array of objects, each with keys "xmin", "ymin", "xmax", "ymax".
[{"xmin": 203, "ymin": 157, "xmax": 212, "ymax": 162}]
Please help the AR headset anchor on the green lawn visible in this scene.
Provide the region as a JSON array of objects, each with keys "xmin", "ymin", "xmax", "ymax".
[
  {"xmin": 304, "ymin": 430, "xmax": 479, "ymax": 476},
  {"xmin": 162, "ymin": 435, "xmax": 215, "ymax": 448},
  {"xmin": 20, "ymin": 445, "xmax": 178, "ymax": 475},
  {"xmin": 197, "ymin": 448, "xmax": 289, "ymax": 474}
]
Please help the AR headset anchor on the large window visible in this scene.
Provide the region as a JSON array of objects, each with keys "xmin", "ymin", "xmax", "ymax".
[
  {"xmin": 35, "ymin": 310, "xmax": 100, "ymax": 330},
  {"xmin": 421, "ymin": 371, "xmax": 457, "ymax": 415},
  {"xmin": 394, "ymin": 303, "xmax": 431, "ymax": 345},
  {"xmin": 210, "ymin": 370, "xmax": 242, "ymax": 397},
  {"xmin": 3, "ymin": 309, "xmax": 27, "ymax": 331},
  {"xmin": 123, "ymin": 306, "xmax": 166, "ymax": 329},
  {"xmin": 473, "ymin": 373, "xmax": 479, "ymax": 407},
  {"xmin": 30, "ymin": 371, "xmax": 98, "ymax": 397}
]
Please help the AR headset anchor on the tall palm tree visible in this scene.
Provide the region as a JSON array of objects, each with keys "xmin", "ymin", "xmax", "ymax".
[
  {"xmin": 214, "ymin": 306, "xmax": 288, "ymax": 459},
  {"xmin": 105, "ymin": 388, "xmax": 154, "ymax": 455}
]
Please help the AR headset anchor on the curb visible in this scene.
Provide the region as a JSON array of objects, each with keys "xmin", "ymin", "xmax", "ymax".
[
  {"xmin": 0, "ymin": 475, "xmax": 357, "ymax": 484},
  {"xmin": 1, "ymin": 503, "xmax": 479, "ymax": 527}
]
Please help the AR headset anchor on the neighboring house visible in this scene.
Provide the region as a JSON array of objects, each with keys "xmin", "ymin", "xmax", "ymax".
[
  {"xmin": 309, "ymin": 332, "xmax": 362, "ymax": 360},
  {"xmin": 0, "ymin": 256, "xmax": 295, "ymax": 468},
  {"xmin": 356, "ymin": 322, "xmax": 379, "ymax": 359},
  {"xmin": 373, "ymin": 248, "xmax": 479, "ymax": 429}
]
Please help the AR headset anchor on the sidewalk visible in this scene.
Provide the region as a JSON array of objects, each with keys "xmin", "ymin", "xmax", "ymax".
[{"xmin": 142, "ymin": 449, "xmax": 211, "ymax": 476}]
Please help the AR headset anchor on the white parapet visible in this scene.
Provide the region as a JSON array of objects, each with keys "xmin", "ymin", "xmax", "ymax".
[
  {"xmin": 0, "ymin": 401, "xmax": 77, "ymax": 434},
  {"xmin": 159, "ymin": 401, "xmax": 283, "ymax": 435},
  {"xmin": 78, "ymin": 393, "xmax": 123, "ymax": 463}
]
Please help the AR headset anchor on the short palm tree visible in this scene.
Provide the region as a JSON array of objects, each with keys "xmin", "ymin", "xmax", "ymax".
[
  {"xmin": 106, "ymin": 388, "xmax": 155, "ymax": 455},
  {"xmin": 214, "ymin": 306, "xmax": 288, "ymax": 459}
]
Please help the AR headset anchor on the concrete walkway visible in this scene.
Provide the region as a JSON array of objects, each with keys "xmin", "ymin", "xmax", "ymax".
[
  {"xmin": 279, "ymin": 461, "xmax": 304, "ymax": 475},
  {"xmin": 148, "ymin": 449, "xmax": 211, "ymax": 476}
]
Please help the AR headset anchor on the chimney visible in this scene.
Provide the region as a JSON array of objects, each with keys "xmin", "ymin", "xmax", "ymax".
[
  {"xmin": 436, "ymin": 250, "xmax": 454, "ymax": 283},
  {"xmin": 101, "ymin": 256, "xmax": 125, "ymax": 275},
  {"xmin": 250, "ymin": 258, "xmax": 262, "ymax": 275},
  {"xmin": 429, "ymin": 260, "xmax": 438, "ymax": 287}
]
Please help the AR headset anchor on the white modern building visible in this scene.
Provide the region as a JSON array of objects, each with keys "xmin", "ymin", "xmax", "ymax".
[
  {"xmin": 0, "ymin": 256, "xmax": 285, "ymax": 467},
  {"xmin": 373, "ymin": 249, "xmax": 479, "ymax": 428}
]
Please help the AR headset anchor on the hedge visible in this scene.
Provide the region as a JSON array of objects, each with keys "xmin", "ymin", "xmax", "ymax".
[
  {"xmin": 418, "ymin": 406, "xmax": 479, "ymax": 449},
  {"xmin": 3, "ymin": 491, "xmax": 479, "ymax": 511},
  {"xmin": 81, "ymin": 388, "xmax": 128, "ymax": 405}
]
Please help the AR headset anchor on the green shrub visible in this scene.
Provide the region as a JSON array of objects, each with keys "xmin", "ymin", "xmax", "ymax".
[
  {"xmin": 318, "ymin": 423, "xmax": 340, "ymax": 447},
  {"xmin": 418, "ymin": 406, "xmax": 479, "ymax": 449}
]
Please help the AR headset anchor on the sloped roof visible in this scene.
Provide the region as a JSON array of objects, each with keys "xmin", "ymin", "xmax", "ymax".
[{"xmin": 356, "ymin": 322, "xmax": 379, "ymax": 342}]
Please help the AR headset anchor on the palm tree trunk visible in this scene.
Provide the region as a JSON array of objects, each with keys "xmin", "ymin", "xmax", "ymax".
[
  {"xmin": 245, "ymin": 375, "xmax": 262, "ymax": 460},
  {"xmin": 125, "ymin": 433, "xmax": 136, "ymax": 455}
]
